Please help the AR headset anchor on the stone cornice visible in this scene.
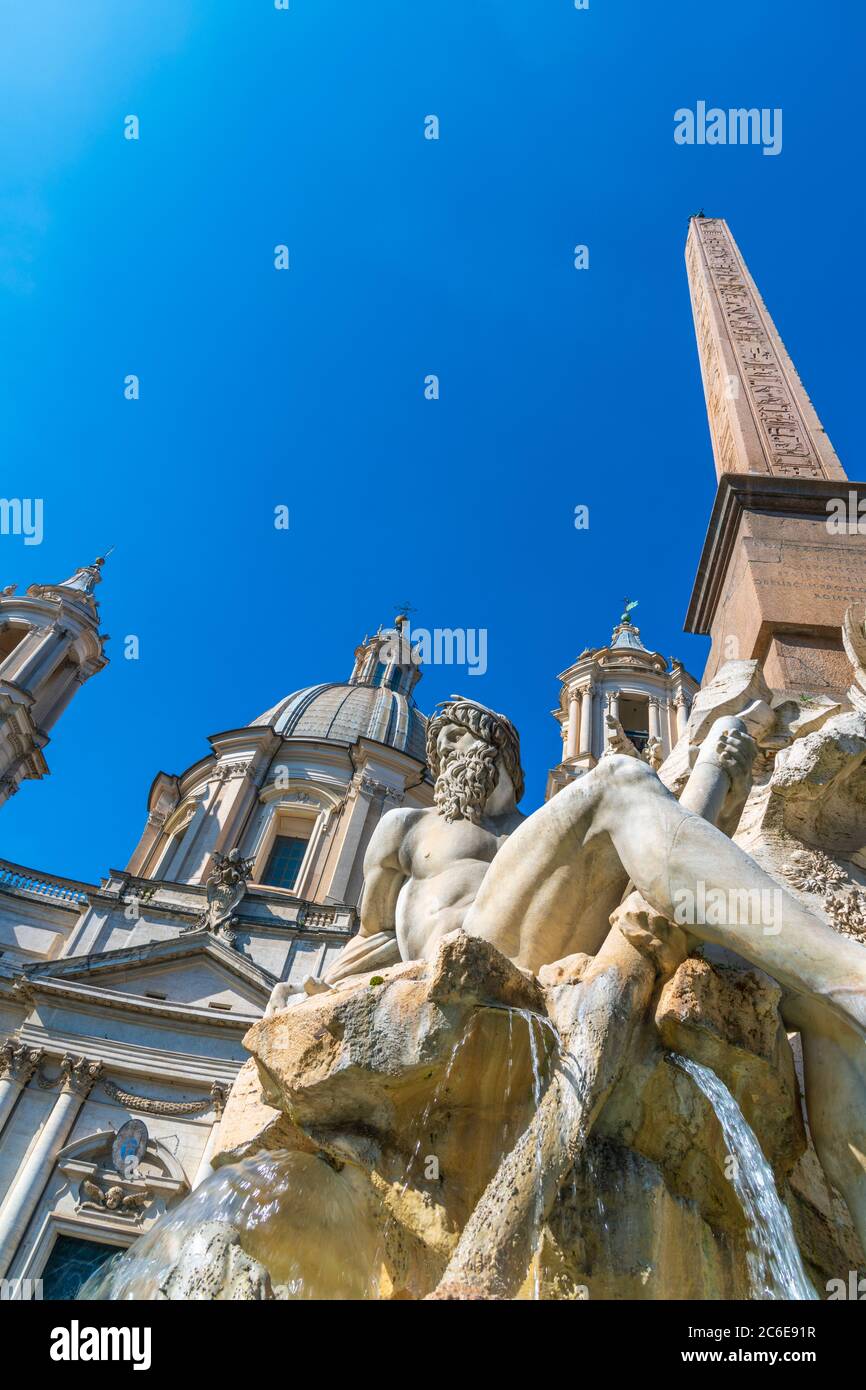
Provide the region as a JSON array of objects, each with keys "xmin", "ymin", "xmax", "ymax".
[
  {"xmin": 25, "ymin": 930, "xmax": 276, "ymax": 996},
  {"xmin": 87, "ymin": 866, "xmax": 354, "ymax": 933},
  {"xmin": 18, "ymin": 974, "xmax": 261, "ymax": 1029},
  {"xmin": 15, "ymin": 1021, "xmax": 242, "ymax": 1085}
]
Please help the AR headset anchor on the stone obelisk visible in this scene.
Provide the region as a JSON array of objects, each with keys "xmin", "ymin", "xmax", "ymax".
[{"xmin": 684, "ymin": 216, "xmax": 866, "ymax": 694}]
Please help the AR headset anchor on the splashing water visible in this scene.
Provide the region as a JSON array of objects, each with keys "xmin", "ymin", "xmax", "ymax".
[
  {"xmin": 79, "ymin": 1149, "xmax": 381, "ymax": 1301},
  {"xmin": 671, "ymin": 1054, "xmax": 816, "ymax": 1300}
]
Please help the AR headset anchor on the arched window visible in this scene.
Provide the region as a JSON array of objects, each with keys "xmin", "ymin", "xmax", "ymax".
[
  {"xmin": 619, "ymin": 695, "xmax": 649, "ymax": 752},
  {"xmin": 261, "ymin": 833, "xmax": 309, "ymax": 890}
]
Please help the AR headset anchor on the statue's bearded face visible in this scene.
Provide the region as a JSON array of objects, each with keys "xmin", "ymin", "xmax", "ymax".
[{"xmin": 433, "ymin": 722, "xmax": 500, "ymax": 824}]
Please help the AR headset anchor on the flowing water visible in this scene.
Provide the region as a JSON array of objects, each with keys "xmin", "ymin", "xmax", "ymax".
[
  {"xmin": 79, "ymin": 1148, "xmax": 382, "ymax": 1300},
  {"xmin": 671, "ymin": 1054, "xmax": 816, "ymax": 1300}
]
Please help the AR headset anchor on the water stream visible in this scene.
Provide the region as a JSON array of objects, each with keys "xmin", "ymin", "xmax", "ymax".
[
  {"xmin": 79, "ymin": 1148, "xmax": 381, "ymax": 1300},
  {"xmin": 671, "ymin": 1054, "xmax": 816, "ymax": 1300}
]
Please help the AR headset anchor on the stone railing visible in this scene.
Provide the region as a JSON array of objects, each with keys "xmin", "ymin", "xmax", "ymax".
[
  {"xmin": 298, "ymin": 905, "xmax": 339, "ymax": 928},
  {"xmin": 0, "ymin": 858, "xmax": 93, "ymax": 904}
]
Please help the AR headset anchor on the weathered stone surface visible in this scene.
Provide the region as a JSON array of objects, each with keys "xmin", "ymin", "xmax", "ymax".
[
  {"xmin": 129, "ymin": 928, "xmax": 824, "ymax": 1300},
  {"xmin": 655, "ymin": 957, "xmax": 805, "ymax": 1177},
  {"xmin": 244, "ymin": 931, "xmax": 547, "ymax": 1141},
  {"xmin": 212, "ymin": 1058, "xmax": 313, "ymax": 1169},
  {"xmin": 426, "ymin": 929, "xmax": 543, "ymax": 1011},
  {"xmin": 537, "ymin": 952, "xmax": 592, "ymax": 987},
  {"xmin": 771, "ymin": 710, "xmax": 866, "ymax": 853},
  {"xmin": 545, "ymin": 1138, "xmax": 746, "ymax": 1300},
  {"xmin": 658, "ymin": 958, "xmax": 782, "ymax": 1065},
  {"xmin": 157, "ymin": 1220, "xmax": 273, "ymax": 1300},
  {"xmin": 242, "ymin": 930, "xmax": 552, "ymax": 1295},
  {"xmin": 216, "ymin": 925, "xmax": 821, "ymax": 1299},
  {"xmin": 783, "ymin": 1031, "xmax": 865, "ymax": 1292}
]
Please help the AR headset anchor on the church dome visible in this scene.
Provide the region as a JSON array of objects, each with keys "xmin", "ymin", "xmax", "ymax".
[
  {"xmin": 251, "ymin": 682, "xmax": 427, "ymax": 761},
  {"xmin": 250, "ymin": 618, "xmax": 428, "ymax": 762}
]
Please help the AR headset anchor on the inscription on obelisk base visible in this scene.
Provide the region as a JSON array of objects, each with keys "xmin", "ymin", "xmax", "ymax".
[{"xmin": 684, "ymin": 218, "xmax": 866, "ymax": 694}]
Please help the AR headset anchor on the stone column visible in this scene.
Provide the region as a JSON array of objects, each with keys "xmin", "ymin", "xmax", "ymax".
[
  {"xmin": 578, "ymin": 684, "xmax": 594, "ymax": 758},
  {"xmin": 0, "ymin": 1043, "xmax": 42, "ymax": 1140},
  {"xmin": 673, "ymin": 692, "xmax": 690, "ymax": 739},
  {"xmin": 648, "ymin": 698, "xmax": 662, "ymax": 741},
  {"xmin": 6, "ymin": 624, "xmax": 74, "ymax": 693},
  {"xmin": 0, "ymin": 1056, "xmax": 102, "ymax": 1278},
  {"xmin": 325, "ymin": 777, "xmax": 375, "ymax": 904},
  {"xmin": 565, "ymin": 690, "xmax": 581, "ymax": 760}
]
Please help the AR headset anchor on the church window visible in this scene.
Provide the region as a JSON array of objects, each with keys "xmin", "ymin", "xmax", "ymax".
[
  {"xmin": 261, "ymin": 833, "xmax": 309, "ymax": 891},
  {"xmin": 40, "ymin": 1234, "xmax": 120, "ymax": 1300},
  {"xmin": 619, "ymin": 695, "xmax": 649, "ymax": 752}
]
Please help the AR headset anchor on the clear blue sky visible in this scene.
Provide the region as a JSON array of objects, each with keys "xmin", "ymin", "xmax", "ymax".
[{"xmin": 1, "ymin": 1, "xmax": 863, "ymax": 881}]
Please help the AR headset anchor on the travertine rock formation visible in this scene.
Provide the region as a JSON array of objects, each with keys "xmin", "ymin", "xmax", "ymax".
[{"xmin": 202, "ymin": 930, "xmax": 854, "ymax": 1299}]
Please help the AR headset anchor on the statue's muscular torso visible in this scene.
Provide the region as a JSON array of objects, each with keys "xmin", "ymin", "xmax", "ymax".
[
  {"xmin": 361, "ymin": 760, "xmax": 657, "ymax": 971},
  {"xmin": 363, "ymin": 804, "xmax": 525, "ymax": 963}
]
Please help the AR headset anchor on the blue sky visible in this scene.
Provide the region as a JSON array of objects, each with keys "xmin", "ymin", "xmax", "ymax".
[{"xmin": 1, "ymin": 0, "xmax": 863, "ymax": 881}]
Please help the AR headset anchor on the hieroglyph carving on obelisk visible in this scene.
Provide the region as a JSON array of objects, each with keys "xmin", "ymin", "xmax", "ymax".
[{"xmin": 686, "ymin": 217, "xmax": 845, "ymax": 483}]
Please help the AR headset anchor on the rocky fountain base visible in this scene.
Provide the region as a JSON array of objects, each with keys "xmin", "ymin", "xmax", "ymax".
[{"xmin": 85, "ymin": 930, "xmax": 864, "ymax": 1301}]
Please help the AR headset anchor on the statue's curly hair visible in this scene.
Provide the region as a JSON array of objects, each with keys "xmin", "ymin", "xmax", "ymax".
[{"xmin": 426, "ymin": 696, "xmax": 524, "ymax": 804}]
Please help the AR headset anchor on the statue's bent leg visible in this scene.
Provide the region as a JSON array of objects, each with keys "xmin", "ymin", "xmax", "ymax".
[{"xmin": 467, "ymin": 754, "xmax": 866, "ymax": 1040}]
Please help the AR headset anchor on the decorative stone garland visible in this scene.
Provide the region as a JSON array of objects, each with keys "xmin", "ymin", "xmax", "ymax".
[{"xmin": 99, "ymin": 1077, "xmax": 228, "ymax": 1117}]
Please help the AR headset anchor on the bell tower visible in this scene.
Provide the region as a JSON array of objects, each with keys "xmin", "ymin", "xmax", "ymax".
[
  {"xmin": 684, "ymin": 216, "xmax": 866, "ymax": 694},
  {"xmin": 0, "ymin": 556, "xmax": 109, "ymax": 805}
]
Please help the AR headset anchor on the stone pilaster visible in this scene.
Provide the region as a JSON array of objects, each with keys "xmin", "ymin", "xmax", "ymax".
[
  {"xmin": 578, "ymin": 684, "xmax": 595, "ymax": 758},
  {"xmin": 565, "ymin": 689, "xmax": 581, "ymax": 759},
  {"xmin": 0, "ymin": 1042, "xmax": 42, "ymax": 1139},
  {"xmin": 0, "ymin": 1055, "xmax": 102, "ymax": 1277}
]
